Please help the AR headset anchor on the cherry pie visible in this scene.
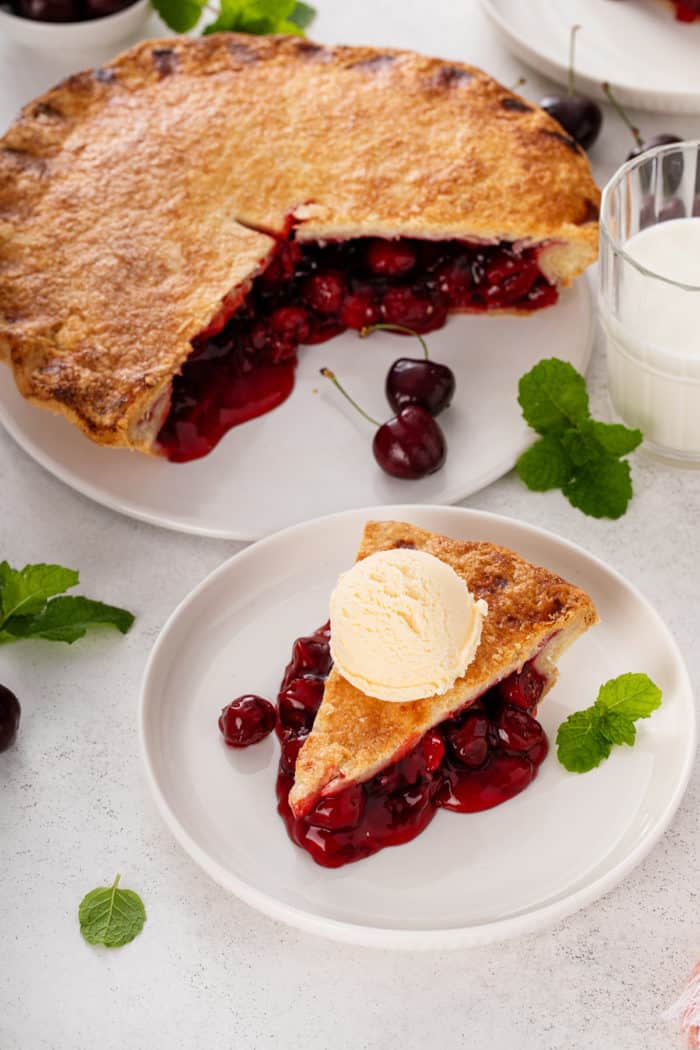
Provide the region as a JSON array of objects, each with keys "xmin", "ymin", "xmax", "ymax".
[
  {"xmin": 0, "ymin": 34, "xmax": 600, "ymax": 461},
  {"xmin": 276, "ymin": 521, "xmax": 598, "ymax": 867}
]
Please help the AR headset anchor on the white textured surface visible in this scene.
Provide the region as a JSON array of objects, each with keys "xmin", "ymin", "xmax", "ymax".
[{"xmin": 0, "ymin": 2, "xmax": 699, "ymax": 1048}]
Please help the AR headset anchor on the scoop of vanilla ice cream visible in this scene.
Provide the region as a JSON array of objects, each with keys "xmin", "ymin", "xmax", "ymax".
[{"xmin": 329, "ymin": 547, "xmax": 487, "ymax": 702}]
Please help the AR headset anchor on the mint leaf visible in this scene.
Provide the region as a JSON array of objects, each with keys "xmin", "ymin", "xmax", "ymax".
[
  {"xmin": 151, "ymin": 0, "xmax": 204, "ymax": 31},
  {"xmin": 557, "ymin": 673, "xmax": 662, "ymax": 773},
  {"xmin": 2, "ymin": 596, "xmax": 134, "ymax": 644},
  {"xmin": 596, "ymin": 672, "xmax": 662, "ymax": 720},
  {"xmin": 563, "ymin": 457, "xmax": 633, "ymax": 519},
  {"xmin": 587, "ymin": 420, "xmax": 643, "ymax": 457},
  {"xmin": 518, "ymin": 358, "xmax": 589, "ymax": 435},
  {"xmin": 516, "ymin": 435, "xmax": 572, "ymax": 491},
  {"xmin": 556, "ymin": 707, "xmax": 612, "ymax": 773},
  {"xmin": 0, "ymin": 562, "xmax": 79, "ymax": 627},
  {"xmin": 79, "ymin": 875, "xmax": 146, "ymax": 948},
  {"xmin": 597, "ymin": 708, "xmax": 636, "ymax": 747},
  {"xmin": 289, "ymin": 0, "xmax": 315, "ymax": 27},
  {"xmin": 204, "ymin": 0, "xmax": 304, "ymax": 34}
]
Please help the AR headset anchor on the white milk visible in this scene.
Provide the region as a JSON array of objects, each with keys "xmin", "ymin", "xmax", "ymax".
[{"xmin": 599, "ymin": 217, "xmax": 700, "ymax": 459}]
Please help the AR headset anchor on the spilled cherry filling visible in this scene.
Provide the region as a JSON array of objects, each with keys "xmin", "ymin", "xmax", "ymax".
[
  {"xmin": 275, "ymin": 622, "xmax": 549, "ymax": 869},
  {"xmin": 156, "ymin": 235, "xmax": 558, "ymax": 462},
  {"xmin": 672, "ymin": 0, "xmax": 700, "ymax": 20}
]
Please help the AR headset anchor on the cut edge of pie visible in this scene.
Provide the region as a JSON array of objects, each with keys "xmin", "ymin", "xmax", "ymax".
[
  {"xmin": 0, "ymin": 33, "xmax": 600, "ymax": 459},
  {"xmin": 289, "ymin": 519, "xmax": 598, "ymax": 819}
]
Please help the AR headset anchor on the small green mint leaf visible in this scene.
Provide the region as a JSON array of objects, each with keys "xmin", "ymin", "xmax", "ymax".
[
  {"xmin": 0, "ymin": 562, "xmax": 79, "ymax": 626},
  {"xmin": 516, "ymin": 435, "xmax": 573, "ymax": 491},
  {"xmin": 289, "ymin": 0, "xmax": 315, "ymax": 28},
  {"xmin": 79, "ymin": 875, "xmax": 146, "ymax": 948},
  {"xmin": 204, "ymin": 0, "xmax": 302, "ymax": 34},
  {"xmin": 151, "ymin": 0, "xmax": 204, "ymax": 32},
  {"xmin": 587, "ymin": 419, "xmax": 643, "ymax": 458},
  {"xmin": 518, "ymin": 358, "xmax": 590, "ymax": 436},
  {"xmin": 560, "ymin": 424, "xmax": 606, "ymax": 468},
  {"xmin": 563, "ymin": 456, "xmax": 633, "ymax": 519},
  {"xmin": 596, "ymin": 672, "xmax": 662, "ymax": 721},
  {"xmin": 596, "ymin": 707, "xmax": 637, "ymax": 747},
  {"xmin": 556, "ymin": 706, "xmax": 612, "ymax": 773},
  {"xmin": 4, "ymin": 596, "xmax": 134, "ymax": 644}
]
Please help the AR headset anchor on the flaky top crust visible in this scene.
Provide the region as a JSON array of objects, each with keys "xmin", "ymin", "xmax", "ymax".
[
  {"xmin": 0, "ymin": 34, "xmax": 599, "ymax": 451},
  {"xmin": 289, "ymin": 521, "xmax": 598, "ymax": 817}
]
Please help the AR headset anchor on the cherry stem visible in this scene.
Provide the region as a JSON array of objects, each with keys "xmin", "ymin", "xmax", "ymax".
[
  {"xmin": 360, "ymin": 322, "xmax": 430, "ymax": 361},
  {"xmin": 509, "ymin": 76, "xmax": 526, "ymax": 92},
  {"xmin": 567, "ymin": 24, "xmax": 581, "ymax": 96},
  {"xmin": 320, "ymin": 368, "xmax": 380, "ymax": 427},
  {"xmin": 602, "ymin": 82, "xmax": 643, "ymax": 147}
]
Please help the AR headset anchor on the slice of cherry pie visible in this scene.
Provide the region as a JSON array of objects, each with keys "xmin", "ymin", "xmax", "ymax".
[
  {"xmin": 276, "ymin": 520, "xmax": 598, "ymax": 867},
  {"xmin": 0, "ymin": 34, "xmax": 600, "ymax": 461}
]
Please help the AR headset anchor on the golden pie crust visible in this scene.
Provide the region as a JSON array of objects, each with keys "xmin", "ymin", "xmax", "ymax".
[
  {"xmin": 0, "ymin": 34, "xmax": 600, "ymax": 453},
  {"xmin": 289, "ymin": 520, "xmax": 598, "ymax": 817}
]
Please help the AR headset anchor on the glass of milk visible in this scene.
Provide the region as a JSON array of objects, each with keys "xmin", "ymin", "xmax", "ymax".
[{"xmin": 599, "ymin": 139, "xmax": 700, "ymax": 466}]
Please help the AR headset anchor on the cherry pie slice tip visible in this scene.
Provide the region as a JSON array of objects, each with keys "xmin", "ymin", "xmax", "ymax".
[
  {"xmin": 288, "ymin": 520, "xmax": 598, "ymax": 819},
  {"xmin": 0, "ymin": 33, "xmax": 600, "ymax": 456}
]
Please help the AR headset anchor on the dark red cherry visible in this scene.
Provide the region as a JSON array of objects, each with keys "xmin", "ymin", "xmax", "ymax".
[
  {"xmin": 307, "ymin": 784, "xmax": 365, "ymax": 830},
  {"xmin": 340, "ymin": 291, "xmax": 380, "ymax": 330},
  {"xmin": 382, "ymin": 286, "xmax": 446, "ymax": 333},
  {"xmin": 658, "ymin": 197, "xmax": 686, "ymax": 222},
  {"xmin": 291, "ymin": 635, "xmax": 332, "ymax": 678},
  {"xmin": 386, "ymin": 358, "xmax": 455, "ymax": 416},
  {"xmin": 693, "ymin": 196, "xmax": 700, "ymax": 218},
  {"xmin": 498, "ymin": 662, "xmax": 546, "ymax": 710},
  {"xmin": 280, "ymin": 731, "xmax": 307, "ymax": 774},
  {"xmin": 0, "ymin": 685, "xmax": 20, "ymax": 753},
  {"xmin": 628, "ymin": 134, "xmax": 684, "ymax": 194},
  {"xmin": 540, "ymin": 95, "xmax": 602, "ymax": 150},
  {"xmin": 218, "ymin": 694, "xmax": 276, "ymax": 748},
  {"xmin": 421, "ymin": 730, "xmax": 446, "ymax": 773},
  {"xmin": 639, "ymin": 195, "xmax": 657, "ymax": 230},
  {"xmin": 373, "ymin": 405, "xmax": 446, "ymax": 480},
  {"xmin": 366, "ymin": 239, "xmax": 417, "ymax": 277},
  {"xmin": 302, "ymin": 272, "xmax": 346, "ymax": 315},
  {"xmin": 278, "ymin": 676, "xmax": 325, "ymax": 732},
  {"xmin": 446, "ymin": 713, "xmax": 491, "ymax": 768},
  {"xmin": 269, "ymin": 306, "xmax": 311, "ymax": 344},
  {"xmin": 539, "ymin": 27, "xmax": 602, "ymax": 150},
  {"xmin": 16, "ymin": 0, "xmax": 80, "ymax": 18},
  {"xmin": 496, "ymin": 706, "xmax": 545, "ymax": 754},
  {"xmin": 83, "ymin": 0, "xmax": 134, "ymax": 14}
]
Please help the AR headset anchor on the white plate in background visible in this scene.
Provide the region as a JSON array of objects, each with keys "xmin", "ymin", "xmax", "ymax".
[
  {"xmin": 140, "ymin": 504, "xmax": 695, "ymax": 949},
  {"xmin": 482, "ymin": 0, "xmax": 700, "ymax": 113}
]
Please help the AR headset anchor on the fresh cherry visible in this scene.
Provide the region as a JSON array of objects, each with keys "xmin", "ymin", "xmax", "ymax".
[
  {"xmin": 320, "ymin": 368, "xmax": 447, "ymax": 480},
  {"xmin": 361, "ymin": 322, "xmax": 455, "ymax": 416},
  {"xmin": 658, "ymin": 197, "xmax": 686, "ymax": 222},
  {"xmin": 83, "ymin": 0, "xmax": 134, "ymax": 14},
  {"xmin": 539, "ymin": 26, "xmax": 602, "ymax": 150},
  {"xmin": 0, "ymin": 685, "xmax": 20, "ymax": 752},
  {"xmin": 15, "ymin": 0, "xmax": 80, "ymax": 17},
  {"xmin": 218, "ymin": 694, "xmax": 276, "ymax": 748},
  {"xmin": 603, "ymin": 85, "xmax": 684, "ymax": 193}
]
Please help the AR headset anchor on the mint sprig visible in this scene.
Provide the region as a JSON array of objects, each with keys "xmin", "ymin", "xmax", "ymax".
[
  {"xmin": 0, "ymin": 561, "xmax": 134, "ymax": 645},
  {"xmin": 516, "ymin": 359, "xmax": 642, "ymax": 519},
  {"xmin": 151, "ymin": 0, "xmax": 316, "ymax": 36},
  {"xmin": 79, "ymin": 875, "xmax": 146, "ymax": 949},
  {"xmin": 556, "ymin": 673, "xmax": 662, "ymax": 773}
]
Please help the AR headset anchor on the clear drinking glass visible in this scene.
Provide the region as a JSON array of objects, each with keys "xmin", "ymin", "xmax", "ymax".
[{"xmin": 599, "ymin": 139, "xmax": 700, "ymax": 466}]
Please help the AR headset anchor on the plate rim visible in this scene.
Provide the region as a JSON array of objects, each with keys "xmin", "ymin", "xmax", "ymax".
[
  {"xmin": 139, "ymin": 503, "xmax": 696, "ymax": 950},
  {"xmin": 480, "ymin": 0, "xmax": 700, "ymax": 114},
  {"xmin": 0, "ymin": 281, "xmax": 594, "ymax": 541}
]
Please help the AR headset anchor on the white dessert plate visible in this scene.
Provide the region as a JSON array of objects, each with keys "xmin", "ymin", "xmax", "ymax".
[
  {"xmin": 481, "ymin": 0, "xmax": 700, "ymax": 114},
  {"xmin": 0, "ymin": 283, "xmax": 593, "ymax": 540},
  {"xmin": 140, "ymin": 504, "xmax": 695, "ymax": 950}
]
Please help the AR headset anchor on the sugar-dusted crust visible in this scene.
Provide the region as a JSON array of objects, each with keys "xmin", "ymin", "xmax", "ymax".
[
  {"xmin": 289, "ymin": 521, "xmax": 598, "ymax": 817},
  {"xmin": 0, "ymin": 34, "xmax": 599, "ymax": 452}
]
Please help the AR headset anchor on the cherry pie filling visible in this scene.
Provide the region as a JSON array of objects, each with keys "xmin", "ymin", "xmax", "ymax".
[
  {"xmin": 672, "ymin": 0, "xmax": 700, "ymax": 20},
  {"xmin": 156, "ymin": 235, "xmax": 558, "ymax": 462},
  {"xmin": 275, "ymin": 622, "xmax": 550, "ymax": 868}
]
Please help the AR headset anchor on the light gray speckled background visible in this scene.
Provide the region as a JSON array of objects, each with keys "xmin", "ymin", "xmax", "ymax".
[{"xmin": 1, "ymin": 3, "xmax": 699, "ymax": 1048}]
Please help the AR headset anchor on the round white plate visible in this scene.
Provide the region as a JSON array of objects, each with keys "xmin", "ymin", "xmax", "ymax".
[
  {"xmin": 481, "ymin": 0, "xmax": 700, "ymax": 114},
  {"xmin": 0, "ymin": 283, "xmax": 593, "ymax": 540},
  {"xmin": 140, "ymin": 504, "xmax": 695, "ymax": 950}
]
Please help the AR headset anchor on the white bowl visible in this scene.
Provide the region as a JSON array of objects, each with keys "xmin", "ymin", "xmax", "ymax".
[{"xmin": 0, "ymin": 0, "xmax": 151, "ymax": 53}]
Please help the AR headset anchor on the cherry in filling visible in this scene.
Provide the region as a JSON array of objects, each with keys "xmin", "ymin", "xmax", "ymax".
[
  {"xmin": 156, "ymin": 236, "xmax": 558, "ymax": 462},
  {"xmin": 672, "ymin": 0, "xmax": 700, "ymax": 20},
  {"xmin": 275, "ymin": 622, "xmax": 549, "ymax": 869}
]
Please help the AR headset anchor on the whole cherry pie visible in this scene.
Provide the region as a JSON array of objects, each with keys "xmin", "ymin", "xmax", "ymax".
[
  {"xmin": 275, "ymin": 520, "xmax": 598, "ymax": 867},
  {"xmin": 0, "ymin": 35, "xmax": 600, "ymax": 461}
]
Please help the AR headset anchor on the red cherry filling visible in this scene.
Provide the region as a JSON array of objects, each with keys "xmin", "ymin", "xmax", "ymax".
[
  {"xmin": 156, "ymin": 236, "xmax": 558, "ymax": 462},
  {"xmin": 275, "ymin": 624, "xmax": 550, "ymax": 868},
  {"xmin": 672, "ymin": 0, "xmax": 700, "ymax": 20}
]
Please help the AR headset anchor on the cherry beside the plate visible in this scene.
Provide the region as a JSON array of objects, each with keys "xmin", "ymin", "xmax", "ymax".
[
  {"xmin": 0, "ymin": 685, "xmax": 21, "ymax": 753},
  {"xmin": 539, "ymin": 26, "xmax": 602, "ymax": 150},
  {"xmin": 361, "ymin": 322, "xmax": 456, "ymax": 416},
  {"xmin": 218, "ymin": 694, "xmax": 276, "ymax": 748}
]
